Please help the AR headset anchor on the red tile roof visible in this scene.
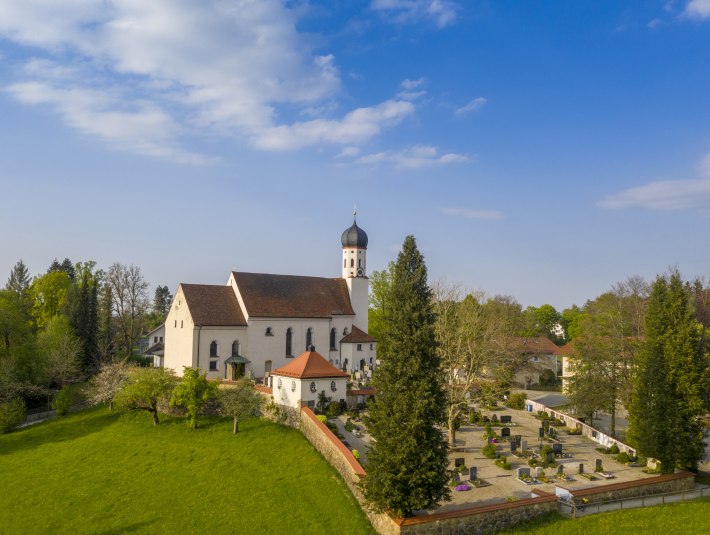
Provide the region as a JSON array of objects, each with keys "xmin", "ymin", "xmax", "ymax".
[
  {"xmin": 181, "ymin": 284, "xmax": 247, "ymax": 326},
  {"xmin": 512, "ymin": 337, "xmax": 560, "ymax": 354},
  {"xmin": 272, "ymin": 350, "xmax": 349, "ymax": 379},
  {"xmin": 554, "ymin": 341, "xmax": 577, "ymax": 356},
  {"xmin": 340, "ymin": 325, "xmax": 377, "ymax": 344},
  {"xmin": 232, "ymin": 272, "xmax": 355, "ymax": 318}
]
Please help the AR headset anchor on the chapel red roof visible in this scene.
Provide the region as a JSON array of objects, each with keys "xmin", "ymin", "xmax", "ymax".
[
  {"xmin": 272, "ymin": 350, "xmax": 350, "ymax": 379},
  {"xmin": 180, "ymin": 284, "xmax": 247, "ymax": 326}
]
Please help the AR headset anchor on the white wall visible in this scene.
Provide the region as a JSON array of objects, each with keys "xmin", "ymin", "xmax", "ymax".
[
  {"xmin": 340, "ymin": 341, "xmax": 376, "ymax": 372},
  {"xmin": 346, "ymin": 276, "xmax": 369, "ymax": 332},
  {"xmin": 341, "ymin": 246, "xmax": 366, "ymax": 279},
  {"xmin": 163, "ymin": 286, "xmax": 197, "ymax": 377}
]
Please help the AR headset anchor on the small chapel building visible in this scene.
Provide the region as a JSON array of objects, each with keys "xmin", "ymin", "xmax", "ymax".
[{"xmin": 162, "ymin": 217, "xmax": 377, "ymax": 382}]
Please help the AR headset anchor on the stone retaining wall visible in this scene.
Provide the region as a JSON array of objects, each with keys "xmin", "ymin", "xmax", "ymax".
[{"xmin": 560, "ymin": 471, "xmax": 696, "ymax": 505}]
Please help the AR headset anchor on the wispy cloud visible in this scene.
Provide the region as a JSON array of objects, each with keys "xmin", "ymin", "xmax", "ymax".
[
  {"xmin": 683, "ymin": 0, "xmax": 710, "ymax": 18},
  {"xmin": 455, "ymin": 97, "xmax": 487, "ymax": 116},
  {"xmin": 647, "ymin": 18, "xmax": 663, "ymax": 29},
  {"xmin": 0, "ymin": 0, "xmax": 423, "ymax": 162},
  {"xmin": 397, "ymin": 78, "xmax": 427, "ymax": 101},
  {"xmin": 599, "ymin": 154, "xmax": 710, "ymax": 210},
  {"xmin": 370, "ymin": 0, "xmax": 458, "ymax": 28},
  {"xmin": 354, "ymin": 145, "xmax": 468, "ymax": 168},
  {"xmin": 441, "ymin": 207, "xmax": 505, "ymax": 220}
]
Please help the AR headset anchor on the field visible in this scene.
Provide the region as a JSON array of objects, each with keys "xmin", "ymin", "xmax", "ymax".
[
  {"xmin": 502, "ymin": 499, "xmax": 710, "ymax": 534},
  {"xmin": 0, "ymin": 408, "xmax": 374, "ymax": 535}
]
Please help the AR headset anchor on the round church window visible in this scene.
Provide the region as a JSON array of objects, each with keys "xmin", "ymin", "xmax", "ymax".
[
  {"xmin": 310, "ymin": 382, "xmax": 316, "ymax": 393},
  {"xmin": 291, "ymin": 380, "xmax": 296, "ymax": 392}
]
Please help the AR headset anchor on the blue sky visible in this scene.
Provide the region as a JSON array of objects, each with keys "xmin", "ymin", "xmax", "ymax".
[{"xmin": 1, "ymin": 0, "xmax": 709, "ymax": 310}]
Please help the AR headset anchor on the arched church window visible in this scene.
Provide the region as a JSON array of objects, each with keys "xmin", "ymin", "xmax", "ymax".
[
  {"xmin": 291, "ymin": 380, "xmax": 296, "ymax": 392},
  {"xmin": 306, "ymin": 328, "xmax": 313, "ymax": 350},
  {"xmin": 344, "ymin": 259, "xmax": 347, "ymax": 268},
  {"xmin": 286, "ymin": 328, "xmax": 292, "ymax": 357},
  {"xmin": 209, "ymin": 341, "xmax": 217, "ymax": 357},
  {"xmin": 330, "ymin": 328, "xmax": 336, "ymax": 349},
  {"xmin": 343, "ymin": 327, "xmax": 349, "ymax": 335},
  {"xmin": 358, "ymin": 259, "xmax": 362, "ymax": 268},
  {"xmin": 232, "ymin": 340, "xmax": 240, "ymax": 356},
  {"xmin": 350, "ymin": 258, "xmax": 354, "ymax": 267}
]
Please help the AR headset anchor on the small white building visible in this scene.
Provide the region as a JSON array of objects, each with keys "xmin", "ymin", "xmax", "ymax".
[
  {"xmin": 271, "ymin": 349, "xmax": 350, "ymax": 410},
  {"xmin": 143, "ymin": 324, "xmax": 165, "ymax": 367}
]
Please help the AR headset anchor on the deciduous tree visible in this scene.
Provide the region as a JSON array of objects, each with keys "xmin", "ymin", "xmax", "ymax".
[
  {"xmin": 170, "ymin": 367, "xmax": 219, "ymax": 429},
  {"xmin": 115, "ymin": 367, "xmax": 176, "ymax": 425},
  {"xmin": 220, "ymin": 378, "xmax": 263, "ymax": 434},
  {"xmin": 89, "ymin": 360, "xmax": 132, "ymax": 411},
  {"xmin": 107, "ymin": 263, "xmax": 149, "ymax": 356}
]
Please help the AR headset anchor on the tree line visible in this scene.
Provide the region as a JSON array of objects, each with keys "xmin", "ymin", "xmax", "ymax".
[{"xmin": 0, "ymin": 257, "xmax": 173, "ymax": 424}]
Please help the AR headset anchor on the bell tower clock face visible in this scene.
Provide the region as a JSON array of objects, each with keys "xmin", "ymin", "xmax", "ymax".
[{"xmin": 357, "ymin": 268, "xmax": 364, "ymax": 276}]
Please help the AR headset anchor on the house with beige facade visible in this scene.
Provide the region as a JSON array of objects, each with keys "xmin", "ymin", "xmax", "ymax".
[{"xmin": 162, "ymin": 217, "xmax": 376, "ymax": 382}]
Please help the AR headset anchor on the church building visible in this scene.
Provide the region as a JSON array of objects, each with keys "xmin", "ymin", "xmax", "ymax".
[{"xmin": 163, "ymin": 217, "xmax": 376, "ymax": 382}]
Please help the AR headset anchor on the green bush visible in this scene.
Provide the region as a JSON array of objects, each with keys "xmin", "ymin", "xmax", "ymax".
[
  {"xmin": 0, "ymin": 398, "xmax": 26, "ymax": 434},
  {"xmin": 482, "ymin": 443, "xmax": 497, "ymax": 459},
  {"xmin": 537, "ymin": 411, "xmax": 549, "ymax": 419},
  {"xmin": 506, "ymin": 393, "xmax": 526, "ymax": 410},
  {"xmin": 495, "ymin": 456, "xmax": 511, "ymax": 470},
  {"xmin": 609, "ymin": 444, "xmax": 620, "ymax": 455},
  {"xmin": 344, "ymin": 419, "xmax": 355, "ymax": 432},
  {"xmin": 617, "ymin": 452, "xmax": 631, "ymax": 464},
  {"xmin": 528, "ymin": 458, "xmax": 538, "ymax": 467},
  {"xmin": 326, "ymin": 401, "xmax": 342, "ymax": 419},
  {"xmin": 52, "ymin": 385, "xmax": 75, "ymax": 416},
  {"xmin": 352, "ymin": 449, "xmax": 360, "ymax": 460},
  {"xmin": 316, "ymin": 414, "xmax": 328, "ymax": 424}
]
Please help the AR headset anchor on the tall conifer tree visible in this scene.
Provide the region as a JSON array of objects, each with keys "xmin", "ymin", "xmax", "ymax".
[
  {"xmin": 629, "ymin": 270, "xmax": 706, "ymax": 472},
  {"xmin": 361, "ymin": 236, "xmax": 450, "ymax": 517}
]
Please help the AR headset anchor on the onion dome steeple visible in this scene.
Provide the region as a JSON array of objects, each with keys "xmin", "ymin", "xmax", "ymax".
[{"xmin": 341, "ymin": 210, "xmax": 368, "ymax": 248}]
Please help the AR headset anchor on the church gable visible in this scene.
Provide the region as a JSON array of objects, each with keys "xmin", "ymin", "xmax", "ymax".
[
  {"xmin": 231, "ymin": 272, "xmax": 355, "ymax": 319},
  {"xmin": 180, "ymin": 284, "xmax": 247, "ymax": 326}
]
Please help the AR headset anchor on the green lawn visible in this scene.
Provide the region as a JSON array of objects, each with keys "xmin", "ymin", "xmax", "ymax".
[
  {"xmin": 0, "ymin": 408, "xmax": 374, "ymax": 534},
  {"xmin": 501, "ymin": 498, "xmax": 710, "ymax": 534}
]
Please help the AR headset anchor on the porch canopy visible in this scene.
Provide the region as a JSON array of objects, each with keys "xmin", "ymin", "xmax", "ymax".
[{"xmin": 224, "ymin": 355, "xmax": 250, "ymax": 365}]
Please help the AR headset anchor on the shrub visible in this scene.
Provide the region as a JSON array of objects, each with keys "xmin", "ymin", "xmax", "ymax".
[
  {"xmin": 52, "ymin": 385, "xmax": 75, "ymax": 416},
  {"xmin": 482, "ymin": 443, "xmax": 497, "ymax": 459},
  {"xmin": 482, "ymin": 423, "xmax": 495, "ymax": 439},
  {"xmin": 326, "ymin": 401, "xmax": 342, "ymax": 419},
  {"xmin": 0, "ymin": 398, "xmax": 26, "ymax": 433},
  {"xmin": 506, "ymin": 393, "xmax": 526, "ymax": 410},
  {"xmin": 316, "ymin": 414, "xmax": 328, "ymax": 424},
  {"xmin": 325, "ymin": 421, "xmax": 339, "ymax": 435},
  {"xmin": 495, "ymin": 456, "xmax": 511, "ymax": 469},
  {"xmin": 617, "ymin": 452, "xmax": 631, "ymax": 464},
  {"xmin": 344, "ymin": 419, "xmax": 355, "ymax": 432},
  {"xmin": 609, "ymin": 444, "xmax": 620, "ymax": 455},
  {"xmin": 537, "ymin": 411, "xmax": 549, "ymax": 419},
  {"xmin": 352, "ymin": 449, "xmax": 360, "ymax": 460},
  {"xmin": 528, "ymin": 458, "xmax": 538, "ymax": 467}
]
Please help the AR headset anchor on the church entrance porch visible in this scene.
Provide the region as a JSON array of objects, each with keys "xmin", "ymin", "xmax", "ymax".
[{"xmin": 224, "ymin": 355, "xmax": 250, "ymax": 380}]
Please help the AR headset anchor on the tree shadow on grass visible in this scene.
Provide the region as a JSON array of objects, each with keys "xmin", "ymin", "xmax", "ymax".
[{"xmin": 0, "ymin": 407, "xmax": 119, "ymax": 457}]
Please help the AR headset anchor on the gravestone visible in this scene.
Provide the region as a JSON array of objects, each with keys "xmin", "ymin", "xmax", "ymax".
[
  {"xmin": 514, "ymin": 434, "xmax": 522, "ymax": 446},
  {"xmin": 521, "ymin": 439, "xmax": 528, "ymax": 451},
  {"xmin": 578, "ymin": 463, "xmax": 584, "ymax": 474},
  {"xmin": 557, "ymin": 464, "xmax": 564, "ymax": 476},
  {"xmin": 501, "ymin": 427, "xmax": 511, "ymax": 438},
  {"xmin": 553, "ymin": 443, "xmax": 563, "ymax": 455},
  {"xmin": 510, "ymin": 441, "xmax": 517, "ymax": 453},
  {"xmin": 455, "ymin": 457, "xmax": 465, "ymax": 468},
  {"xmin": 491, "ymin": 414, "xmax": 498, "ymax": 423},
  {"xmin": 469, "ymin": 466, "xmax": 477, "ymax": 480},
  {"xmin": 516, "ymin": 467, "xmax": 531, "ymax": 479},
  {"xmin": 595, "ymin": 459, "xmax": 603, "ymax": 472},
  {"xmin": 546, "ymin": 451, "xmax": 554, "ymax": 464},
  {"xmin": 548, "ymin": 427, "xmax": 556, "ymax": 438},
  {"xmin": 539, "ymin": 427, "xmax": 545, "ymax": 438},
  {"xmin": 483, "ymin": 416, "xmax": 490, "ymax": 423},
  {"xmin": 542, "ymin": 419, "xmax": 550, "ymax": 432},
  {"xmin": 535, "ymin": 466, "xmax": 545, "ymax": 478},
  {"xmin": 501, "ymin": 415, "xmax": 512, "ymax": 424}
]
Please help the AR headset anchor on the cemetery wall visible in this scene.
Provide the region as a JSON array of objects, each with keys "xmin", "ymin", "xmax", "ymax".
[
  {"xmin": 526, "ymin": 399, "xmax": 636, "ymax": 455},
  {"xmin": 395, "ymin": 492, "xmax": 558, "ymax": 535},
  {"xmin": 560, "ymin": 471, "xmax": 695, "ymax": 505},
  {"xmin": 299, "ymin": 407, "xmax": 400, "ymax": 535}
]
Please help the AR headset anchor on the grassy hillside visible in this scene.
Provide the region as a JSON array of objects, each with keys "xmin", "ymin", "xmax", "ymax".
[
  {"xmin": 0, "ymin": 408, "xmax": 374, "ymax": 535},
  {"xmin": 502, "ymin": 498, "xmax": 710, "ymax": 534}
]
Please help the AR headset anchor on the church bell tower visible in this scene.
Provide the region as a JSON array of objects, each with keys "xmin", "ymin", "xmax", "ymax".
[{"xmin": 341, "ymin": 212, "xmax": 369, "ymax": 332}]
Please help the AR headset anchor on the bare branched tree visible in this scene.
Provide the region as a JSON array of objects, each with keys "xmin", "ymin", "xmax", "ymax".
[{"xmin": 107, "ymin": 263, "xmax": 149, "ymax": 356}]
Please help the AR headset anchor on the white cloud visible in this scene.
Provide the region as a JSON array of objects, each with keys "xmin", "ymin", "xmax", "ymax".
[
  {"xmin": 647, "ymin": 18, "xmax": 662, "ymax": 29},
  {"xmin": 354, "ymin": 144, "xmax": 468, "ymax": 168},
  {"xmin": 599, "ymin": 154, "xmax": 710, "ymax": 210},
  {"xmin": 455, "ymin": 97, "xmax": 487, "ymax": 116},
  {"xmin": 401, "ymin": 78, "xmax": 425, "ymax": 90},
  {"xmin": 441, "ymin": 207, "xmax": 505, "ymax": 221},
  {"xmin": 684, "ymin": 0, "xmax": 710, "ymax": 18},
  {"xmin": 0, "ymin": 0, "xmax": 420, "ymax": 161},
  {"xmin": 336, "ymin": 146, "xmax": 361, "ymax": 158},
  {"xmin": 370, "ymin": 0, "xmax": 458, "ymax": 28}
]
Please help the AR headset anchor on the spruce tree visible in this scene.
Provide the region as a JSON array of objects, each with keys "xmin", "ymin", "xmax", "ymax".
[
  {"xmin": 361, "ymin": 236, "xmax": 450, "ymax": 517},
  {"xmin": 629, "ymin": 271, "xmax": 706, "ymax": 472},
  {"xmin": 6, "ymin": 260, "xmax": 30, "ymax": 296}
]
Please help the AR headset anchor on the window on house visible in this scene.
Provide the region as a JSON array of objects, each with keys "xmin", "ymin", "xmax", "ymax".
[
  {"xmin": 350, "ymin": 258, "xmax": 354, "ymax": 267},
  {"xmin": 180, "ymin": 320, "xmax": 183, "ymax": 328},
  {"xmin": 154, "ymin": 336, "xmax": 157, "ymax": 343},
  {"xmin": 306, "ymin": 328, "xmax": 313, "ymax": 350},
  {"xmin": 160, "ymin": 337, "xmax": 163, "ymax": 342},
  {"xmin": 209, "ymin": 360, "xmax": 218, "ymax": 371},
  {"xmin": 370, "ymin": 344, "xmax": 373, "ymax": 350},
  {"xmin": 286, "ymin": 328, "xmax": 292, "ymax": 356},
  {"xmin": 265, "ymin": 360, "xmax": 272, "ymax": 375},
  {"xmin": 357, "ymin": 344, "xmax": 362, "ymax": 351},
  {"xmin": 330, "ymin": 381, "xmax": 337, "ymax": 392},
  {"xmin": 265, "ymin": 327, "xmax": 273, "ymax": 336},
  {"xmin": 330, "ymin": 328, "xmax": 336, "ymax": 349},
  {"xmin": 210, "ymin": 341, "xmax": 218, "ymax": 357},
  {"xmin": 343, "ymin": 327, "xmax": 349, "ymax": 335},
  {"xmin": 310, "ymin": 382, "xmax": 316, "ymax": 393},
  {"xmin": 174, "ymin": 320, "xmax": 177, "ymax": 328},
  {"xmin": 232, "ymin": 340, "xmax": 240, "ymax": 356},
  {"xmin": 358, "ymin": 259, "xmax": 362, "ymax": 268},
  {"xmin": 291, "ymin": 380, "xmax": 296, "ymax": 392},
  {"xmin": 344, "ymin": 259, "xmax": 346, "ymax": 268},
  {"xmin": 370, "ymin": 357, "xmax": 373, "ymax": 364}
]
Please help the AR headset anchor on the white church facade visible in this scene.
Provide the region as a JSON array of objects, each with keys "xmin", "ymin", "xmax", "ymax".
[{"xmin": 163, "ymin": 218, "xmax": 376, "ymax": 382}]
